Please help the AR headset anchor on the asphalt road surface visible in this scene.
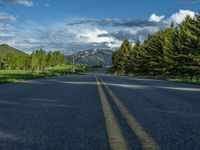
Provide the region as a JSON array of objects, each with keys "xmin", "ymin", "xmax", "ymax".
[{"xmin": 0, "ymin": 70, "xmax": 200, "ymax": 150}]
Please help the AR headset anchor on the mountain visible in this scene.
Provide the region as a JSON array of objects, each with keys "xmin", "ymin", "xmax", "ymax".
[
  {"xmin": 66, "ymin": 49, "xmax": 114, "ymax": 66},
  {"xmin": 0, "ymin": 44, "xmax": 28, "ymax": 57}
]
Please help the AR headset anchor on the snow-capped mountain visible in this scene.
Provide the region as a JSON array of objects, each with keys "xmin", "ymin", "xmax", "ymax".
[{"xmin": 66, "ymin": 49, "xmax": 113, "ymax": 66}]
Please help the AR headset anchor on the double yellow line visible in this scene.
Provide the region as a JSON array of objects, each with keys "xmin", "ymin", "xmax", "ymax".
[{"xmin": 96, "ymin": 76, "xmax": 160, "ymax": 150}]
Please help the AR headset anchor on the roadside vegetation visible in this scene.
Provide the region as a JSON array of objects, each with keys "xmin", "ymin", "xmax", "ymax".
[
  {"xmin": 112, "ymin": 14, "xmax": 200, "ymax": 84},
  {"xmin": 0, "ymin": 49, "xmax": 87, "ymax": 83}
]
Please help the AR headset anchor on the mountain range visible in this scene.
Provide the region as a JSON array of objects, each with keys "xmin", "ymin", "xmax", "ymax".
[
  {"xmin": 66, "ymin": 49, "xmax": 114, "ymax": 66},
  {"xmin": 0, "ymin": 44, "xmax": 114, "ymax": 66}
]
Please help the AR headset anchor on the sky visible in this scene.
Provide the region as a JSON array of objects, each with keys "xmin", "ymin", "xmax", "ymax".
[{"xmin": 0, "ymin": 0, "xmax": 199, "ymax": 53}]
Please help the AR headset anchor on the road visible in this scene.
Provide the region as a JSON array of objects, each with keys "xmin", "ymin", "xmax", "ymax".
[{"xmin": 0, "ymin": 70, "xmax": 200, "ymax": 150}]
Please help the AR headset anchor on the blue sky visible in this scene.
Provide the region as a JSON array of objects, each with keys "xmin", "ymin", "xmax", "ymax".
[{"xmin": 0, "ymin": 0, "xmax": 199, "ymax": 53}]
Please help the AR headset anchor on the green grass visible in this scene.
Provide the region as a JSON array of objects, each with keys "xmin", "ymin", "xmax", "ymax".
[
  {"xmin": 167, "ymin": 77, "xmax": 200, "ymax": 85},
  {"xmin": 136, "ymin": 75, "xmax": 200, "ymax": 85},
  {"xmin": 0, "ymin": 44, "xmax": 28, "ymax": 57},
  {"xmin": 0, "ymin": 65, "xmax": 88, "ymax": 84},
  {"xmin": 127, "ymin": 72, "xmax": 200, "ymax": 85}
]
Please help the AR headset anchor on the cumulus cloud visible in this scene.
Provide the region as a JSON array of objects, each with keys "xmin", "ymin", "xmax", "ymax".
[
  {"xmin": 98, "ymin": 26, "xmax": 160, "ymax": 43},
  {"xmin": 68, "ymin": 18, "xmax": 159, "ymax": 27},
  {"xmin": 0, "ymin": 0, "xmax": 33, "ymax": 7},
  {"xmin": 0, "ymin": 9, "xmax": 197, "ymax": 53},
  {"xmin": 149, "ymin": 14, "xmax": 165, "ymax": 22},
  {"xmin": 7, "ymin": 20, "xmax": 159, "ymax": 52},
  {"xmin": 2, "ymin": 22, "xmax": 122, "ymax": 53},
  {"xmin": 166, "ymin": 9, "xmax": 195, "ymax": 24},
  {"xmin": 0, "ymin": 12, "xmax": 16, "ymax": 22}
]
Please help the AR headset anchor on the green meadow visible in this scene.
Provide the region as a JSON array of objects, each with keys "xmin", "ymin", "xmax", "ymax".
[{"xmin": 0, "ymin": 65, "xmax": 87, "ymax": 83}]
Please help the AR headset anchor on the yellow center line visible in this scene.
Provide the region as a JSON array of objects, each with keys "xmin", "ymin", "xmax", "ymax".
[
  {"xmin": 98, "ymin": 77, "xmax": 160, "ymax": 150},
  {"xmin": 95, "ymin": 76, "xmax": 128, "ymax": 150}
]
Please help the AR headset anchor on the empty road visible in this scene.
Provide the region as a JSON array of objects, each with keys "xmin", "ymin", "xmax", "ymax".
[{"xmin": 0, "ymin": 71, "xmax": 200, "ymax": 150}]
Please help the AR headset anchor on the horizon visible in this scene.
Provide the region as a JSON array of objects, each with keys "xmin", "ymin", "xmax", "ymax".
[{"xmin": 0, "ymin": 0, "xmax": 199, "ymax": 53}]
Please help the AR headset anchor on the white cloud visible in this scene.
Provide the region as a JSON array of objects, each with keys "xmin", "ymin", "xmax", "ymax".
[
  {"xmin": 44, "ymin": 3, "xmax": 50, "ymax": 7},
  {"xmin": 17, "ymin": 0, "xmax": 33, "ymax": 7},
  {"xmin": 0, "ymin": 0, "xmax": 33, "ymax": 7},
  {"xmin": 76, "ymin": 28, "xmax": 118, "ymax": 44},
  {"xmin": 0, "ymin": 12, "xmax": 16, "ymax": 22},
  {"xmin": 166, "ymin": 9, "xmax": 195, "ymax": 24},
  {"xmin": 0, "ymin": 9, "xmax": 197, "ymax": 53},
  {"xmin": 0, "ymin": 12, "xmax": 16, "ymax": 44},
  {"xmin": 1, "ymin": 21, "xmax": 121, "ymax": 52},
  {"xmin": 149, "ymin": 13, "xmax": 165, "ymax": 22},
  {"xmin": 0, "ymin": 18, "xmax": 164, "ymax": 52}
]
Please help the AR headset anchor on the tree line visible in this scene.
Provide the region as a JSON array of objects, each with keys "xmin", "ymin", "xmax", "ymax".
[
  {"xmin": 0, "ymin": 49, "xmax": 66, "ymax": 73},
  {"xmin": 112, "ymin": 14, "xmax": 200, "ymax": 77}
]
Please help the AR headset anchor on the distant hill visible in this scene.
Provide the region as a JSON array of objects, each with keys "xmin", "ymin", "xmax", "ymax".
[
  {"xmin": 66, "ymin": 49, "xmax": 114, "ymax": 66},
  {"xmin": 0, "ymin": 44, "xmax": 28, "ymax": 57}
]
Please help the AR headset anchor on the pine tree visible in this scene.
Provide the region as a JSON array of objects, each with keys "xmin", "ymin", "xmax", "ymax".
[
  {"xmin": 112, "ymin": 14, "xmax": 200, "ymax": 77},
  {"xmin": 6, "ymin": 53, "xmax": 15, "ymax": 70},
  {"xmin": 46, "ymin": 51, "xmax": 53, "ymax": 67},
  {"xmin": 112, "ymin": 40, "xmax": 132, "ymax": 75},
  {"xmin": 143, "ymin": 32, "xmax": 166, "ymax": 75},
  {"xmin": 178, "ymin": 15, "xmax": 200, "ymax": 76},
  {"xmin": 129, "ymin": 40, "xmax": 142, "ymax": 74},
  {"xmin": 31, "ymin": 49, "xmax": 46, "ymax": 73}
]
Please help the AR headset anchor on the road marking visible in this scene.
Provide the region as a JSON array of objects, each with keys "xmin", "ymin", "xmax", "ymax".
[
  {"xmin": 95, "ymin": 77, "xmax": 128, "ymax": 150},
  {"xmin": 98, "ymin": 77, "xmax": 160, "ymax": 150}
]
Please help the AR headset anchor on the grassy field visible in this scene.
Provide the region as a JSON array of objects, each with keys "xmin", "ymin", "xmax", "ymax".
[
  {"xmin": 127, "ymin": 72, "xmax": 200, "ymax": 85},
  {"xmin": 167, "ymin": 77, "xmax": 200, "ymax": 85},
  {"xmin": 0, "ymin": 65, "xmax": 87, "ymax": 83}
]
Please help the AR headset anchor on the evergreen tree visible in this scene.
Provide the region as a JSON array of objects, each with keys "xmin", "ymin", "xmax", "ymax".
[
  {"xmin": 52, "ymin": 51, "xmax": 65, "ymax": 66},
  {"xmin": 31, "ymin": 49, "xmax": 46, "ymax": 73},
  {"xmin": 113, "ymin": 40, "xmax": 132, "ymax": 75},
  {"xmin": 143, "ymin": 32, "xmax": 166, "ymax": 75},
  {"xmin": 112, "ymin": 14, "xmax": 200, "ymax": 77},
  {"xmin": 129, "ymin": 40, "xmax": 142, "ymax": 74},
  {"xmin": 46, "ymin": 51, "xmax": 53, "ymax": 67},
  {"xmin": 6, "ymin": 53, "xmax": 15, "ymax": 70},
  {"xmin": 178, "ymin": 15, "xmax": 200, "ymax": 75}
]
